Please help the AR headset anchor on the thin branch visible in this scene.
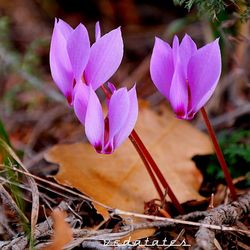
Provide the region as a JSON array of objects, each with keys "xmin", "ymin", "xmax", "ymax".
[{"xmin": 112, "ymin": 207, "xmax": 250, "ymax": 235}]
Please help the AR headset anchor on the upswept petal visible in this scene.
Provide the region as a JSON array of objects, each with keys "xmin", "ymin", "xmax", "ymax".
[
  {"xmin": 56, "ymin": 18, "xmax": 73, "ymax": 40},
  {"xmin": 169, "ymin": 61, "xmax": 188, "ymax": 119},
  {"xmin": 73, "ymin": 81, "xmax": 90, "ymax": 125},
  {"xmin": 107, "ymin": 82, "xmax": 116, "ymax": 94},
  {"xmin": 108, "ymin": 88, "xmax": 130, "ymax": 143},
  {"xmin": 172, "ymin": 35, "xmax": 180, "ymax": 65},
  {"xmin": 179, "ymin": 34, "xmax": 197, "ymax": 74},
  {"xmin": 67, "ymin": 24, "xmax": 90, "ymax": 82},
  {"xmin": 50, "ymin": 21, "xmax": 74, "ymax": 102},
  {"xmin": 95, "ymin": 21, "xmax": 101, "ymax": 41},
  {"xmin": 114, "ymin": 85, "xmax": 138, "ymax": 148},
  {"xmin": 84, "ymin": 27, "xmax": 123, "ymax": 90},
  {"xmin": 106, "ymin": 82, "xmax": 116, "ymax": 108},
  {"xmin": 85, "ymin": 88, "xmax": 104, "ymax": 150},
  {"xmin": 187, "ymin": 39, "xmax": 221, "ymax": 116},
  {"xmin": 150, "ymin": 37, "xmax": 174, "ymax": 99}
]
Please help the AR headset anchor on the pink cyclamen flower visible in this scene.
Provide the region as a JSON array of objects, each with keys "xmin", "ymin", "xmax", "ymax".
[
  {"xmin": 50, "ymin": 19, "xmax": 123, "ymax": 105},
  {"xmin": 150, "ymin": 34, "xmax": 221, "ymax": 119},
  {"xmin": 73, "ymin": 82, "xmax": 138, "ymax": 154}
]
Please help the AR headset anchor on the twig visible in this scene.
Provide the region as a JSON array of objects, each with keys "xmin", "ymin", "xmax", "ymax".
[
  {"xmin": 112, "ymin": 209, "xmax": 250, "ymax": 235},
  {"xmin": 81, "ymin": 241, "xmax": 112, "ymax": 250},
  {"xmin": 194, "ymin": 190, "xmax": 250, "ymax": 250}
]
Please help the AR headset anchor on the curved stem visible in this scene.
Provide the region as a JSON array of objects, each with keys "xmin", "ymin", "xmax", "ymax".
[
  {"xmin": 201, "ymin": 107, "xmax": 237, "ymax": 200},
  {"xmin": 101, "ymin": 85, "xmax": 111, "ymax": 98},
  {"xmin": 129, "ymin": 133, "xmax": 164, "ymax": 200},
  {"xmin": 130, "ymin": 130, "xmax": 184, "ymax": 214}
]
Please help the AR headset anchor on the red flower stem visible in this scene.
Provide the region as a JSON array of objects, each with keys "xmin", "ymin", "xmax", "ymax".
[
  {"xmin": 101, "ymin": 85, "xmax": 111, "ymax": 98},
  {"xmin": 129, "ymin": 133, "xmax": 164, "ymax": 200},
  {"xmin": 201, "ymin": 107, "xmax": 237, "ymax": 200},
  {"xmin": 130, "ymin": 130, "xmax": 184, "ymax": 214},
  {"xmin": 101, "ymin": 84, "xmax": 184, "ymax": 214}
]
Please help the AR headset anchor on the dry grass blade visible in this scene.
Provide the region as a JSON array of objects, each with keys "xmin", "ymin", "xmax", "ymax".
[
  {"xmin": 0, "ymin": 183, "xmax": 29, "ymax": 224},
  {"xmin": 10, "ymin": 166, "xmax": 111, "ymax": 210},
  {"xmin": 0, "ymin": 138, "xmax": 39, "ymax": 238}
]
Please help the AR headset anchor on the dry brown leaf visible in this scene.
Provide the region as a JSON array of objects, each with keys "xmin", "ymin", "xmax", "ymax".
[
  {"xmin": 45, "ymin": 105, "xmax": 213, "ymax": 214},
  {"xmin": 44, "ymin": 209, "xmax": 73, "ymax": 250}
]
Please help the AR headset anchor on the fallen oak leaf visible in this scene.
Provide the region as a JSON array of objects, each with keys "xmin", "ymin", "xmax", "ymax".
[
  {"xmin": 45, "ymin": 103, "xmax": 212, "ymax": 214},
  {"xmin": 44, "ymin": 209, "xmax": 73, "ymax": 250}
]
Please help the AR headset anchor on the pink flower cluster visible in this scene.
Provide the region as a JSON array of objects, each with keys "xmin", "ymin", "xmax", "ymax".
[
  {"xmin": 50, "ymin": 19, "xmax": 138, "ymax": 154},
  {"xmin": 50, "ymin": 19, "xmax": 221, "ymax": 154}
]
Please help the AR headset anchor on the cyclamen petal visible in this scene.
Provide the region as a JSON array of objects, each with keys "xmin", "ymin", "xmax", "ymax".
[
  {"xmin": 107, "ymin": 82, "xmax": 116, "ymax": 94},
  {"xmin": 50, "ymin": 19, "xmax": 74, "ymax": 104},
  {"xmin": 150, "ymin": 35, "xmax": 221, "ymax": 119},
  {"xmin": 95, "ymin": 21, "xmax": 101, "ymax": 41},
  {"xmin": 84, "ymin": 27, "xmax": 123, "ymax": 90},
  {"xmin": 105, "ymin": 86, "xmax": 138, "ymax": 153},
  {"xmin": 73, "ymin": 81, "xmax": 90, "ymax": 125},
  {"xmin": 56, "ymin": 19, "xmax": 73, "ymax": 40},
  {"xmin": 114, "ymin": 85, "xmax": 138, "ymax": 148},
  {"xmin": 179, "ymin": 34, "xmax": 197, "ymax": 72},
  {"xmin": 85, "ymin": 87, "xmax": 104, "ymax": 151},
  {"xmin": 172, "ymin": 35, "xmax": 180, "ymax": 65},
  {"xmin": 105, "ymin": 82, "xmax": 116, "ymax": 109},
  {"xmin": 108, "ymin": 88, "xmax": 130, "ymax": 143},
  {"xmin": 187, "ymin": 39, "xmax": 221, "ymax": 116},
  {"xmin": 169, "ymin": 62, "xmax": 188, "ymax": 118},
  {"xmin": 67, "ymin": 24, "xmax": 90, "ymax": 81},
  {"xmin": 150, "ymin": 38, "xmax": 174, "ymax": 99}
]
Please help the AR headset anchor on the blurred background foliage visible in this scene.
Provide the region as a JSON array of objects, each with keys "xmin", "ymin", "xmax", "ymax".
[
  {"xmin": 173, "ymin": 0, "xmax": 250, "ymax": 20},
  {"xmin": 0, "ymin": 0, "xmax": 249, "ymax": 182}
]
